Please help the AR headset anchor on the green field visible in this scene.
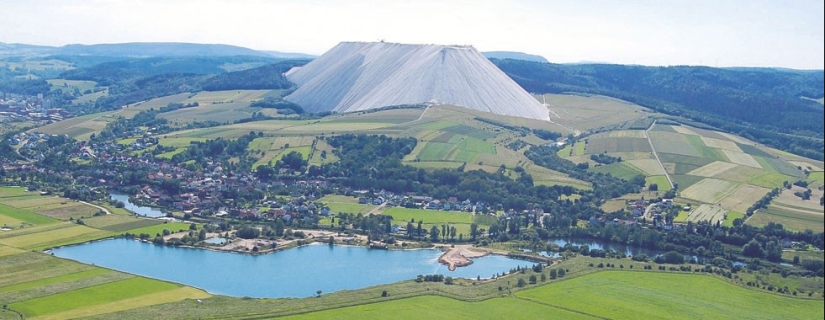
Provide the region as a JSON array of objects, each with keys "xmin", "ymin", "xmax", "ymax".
[
  {"xmin": 516, "ymin": 271, "xmax": 823, "ymax": 320},
  {"xmin": 0, "ymin": 203, "xmax": 59, "ymax": 226},
  {"xmin": 589, "ymin": 162, "xmax": 644, "ymax": 180},
  {"xmin": 123, "ymin": 222, "xmax": 193, "ymax": 237},
  {"xmin": 279, "ymin": 295, "xmax": 593, "ymax": 320},
  {"xmin": 0, "ymin": 187, "xmax": 30, "ymax": 198},
  {"xmin": 9, "ymin": 277, "xmax": 180, "ymax": 317},
  {"xmin": 645, "ymin": 175, "xmax": 671, "ymax": 191},
  {"xmin": 0, "ymin": 224, "xmax": 113, "ymax": 250},
  {"xmin": 382, "ymin": 207, "xmax": 473, "ymax": 225}
]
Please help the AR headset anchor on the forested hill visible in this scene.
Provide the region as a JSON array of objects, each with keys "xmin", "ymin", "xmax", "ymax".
[
  {"xmin": 492, "ymin": 59, "xmax": 825, "ymax": 160},
  {"xmin": 200, "ymin": 60, "xmax": 309, "ymax": 91}
]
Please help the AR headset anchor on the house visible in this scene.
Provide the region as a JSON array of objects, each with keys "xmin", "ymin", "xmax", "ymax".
[{"xmin": 427, "ymin": 200, "xmax": 441, "ymax": 210}]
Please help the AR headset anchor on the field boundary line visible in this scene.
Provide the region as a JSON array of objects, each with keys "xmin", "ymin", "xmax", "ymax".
[{"xmin": 646, "ymin": 120, "xmax": 674, "ymax": 189}]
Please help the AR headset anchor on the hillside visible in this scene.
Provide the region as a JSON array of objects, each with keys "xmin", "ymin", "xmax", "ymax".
[
  {"xmin": 482, "ymin": 51, "xmax": 548, "ymax": 63},
  {"xmin": 492, "ymin": 59, "xmax": 825, "ymax": 160},
  {"xmin": 284, "ymin": 42, "xmax": 550, "ymax": 121}
]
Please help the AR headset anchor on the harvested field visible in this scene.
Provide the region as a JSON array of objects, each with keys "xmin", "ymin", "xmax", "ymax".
[
  {"xmin": 687, "ymin": 204, "xmax": 728, "ymax": 224},
  {"xmin": 680, "ymin": 178, "xmax": 740, "ymax": 204},
  {"xmin": 702, "ymin": 136, "xmax": 743, "ymax": 152},
  {"xmin": 718, "ymin": 132, "xmax": 753, "ymax": 145},
  {"xmin": 773, "ymin": 187, "xmax": 825, "ymax": 212},
  {"xmin": 627, "ymin": 159, "xmax": 666, "ymax": 176},
  {"xmin": 791, "ymin": 161, "xmax": 823, "ymax": 172},
  {"xmin": 83, "ymin": 215, "xmax": 163, "ymax": 232},
  {"xmin": 718, "ymin": 184, "xmax": 771, "ymax": 213},
  {"xmin": 748, "ymin": 207, "xmax": 824, "ymax": 233},
  {"xmin": 688, "ymin": 127, "xmax": 734, "ymax": 141},
  {"xmin": 607, "ymin": 130, "xmax": 647, "ymax": 138},
  {"xmin": 670, "ymin": 125, "xmax": 698, "ymax": 135},
  {"xmin": 650, "ymin": 124, "xmax": 678, "ymax": 132},
  {"xmin": 0, "ymin": 197, "xmax": 66, "ymax": 208},
  {"xmin": 722, "ymin": 150, "xmax": 761, "ymax": 168},
  {"xmin": 747, "ymin": 171, "xmax": 795, "ymax": 189},
  {"xmin": 585, "ymin": 138, "xmax": 650, "ymax": 154},
  {"xmin": 540, "ymin": 93, "xmax": 647, "ymax": 131},
  {"xmin": 34, "ymin": 202, "xmax": 100, "ymax": 220},
  {"xmin": 688, "ymin": 161, "xmax": 738, "ymax": 177}
]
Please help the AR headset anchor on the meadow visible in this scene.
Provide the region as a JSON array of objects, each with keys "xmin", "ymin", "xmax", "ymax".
[
  {"xmin": 516, "ymin": 271, "xmax": 823, "ymax": 320},
  {"xmin": 747, "ymin": 206, "xmax": 824, "ymax": 233}
]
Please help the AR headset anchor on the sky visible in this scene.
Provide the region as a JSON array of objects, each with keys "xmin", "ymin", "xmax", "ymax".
[{"xmin": 1, "ymin": 0, "xmax": 823, "ymax": 69}]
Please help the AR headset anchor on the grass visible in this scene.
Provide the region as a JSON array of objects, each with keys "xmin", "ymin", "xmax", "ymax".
[
  {"xmin": 0, "ymin": 187, "xmax": 29, "ymax": 198},
  {"xmin": 36, "ymin": 286, "xmax": 210, "ymax": 320},
  {"xmin": 516, "ymin": 271, "xmax": 824, "ymax": 320},
  {"xmin": 645, "ymin": 175, "xmax": 671, "ymax": 191},
  {"xmin": 585, "ymin": 137, "xmax": 651, "ymax": 154},
  {"xmin": 589, "ymin": 162, "xmax": 644, "ymax": 180},
  {"xmin": 279, "ymin": 295, "xmax": 594, "ymax": 320},
  {"xmin": 123, "ymin": 222, "xmax": 193, "ymax": 237},
  {"xmin": 83, "ymin": 215, "xmax": 163, "ymax": 232},
  {"xmin": 723, "ymin": 211, "xmax": 744, "ymax": 227},
  {"xmin": 0, "ymin": 252, "xmax": 94, "ymax": 287},
  {"xmin": 382, "ymin": 208, "xmax": 473, "ymax": 225},
  {"xmin": 0, "ymin": 203, "xmax": 59, "ymax": 226},
  {"xmin": 417, "ymin": 142, "xmax": 454, "ymax": 161},
  {"xmin": 9, "ymin": 277, "xmax": 180, "ymax": 317},
  {"xmin": 573, "ymin": 140, "xmax": 586, "ymax": 156}
]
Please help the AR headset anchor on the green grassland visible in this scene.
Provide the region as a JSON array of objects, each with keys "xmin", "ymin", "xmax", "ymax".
[
  {"xmin": 382, "ymin": 207, "xmax": 474, "ymax": 225},
  {"xmin": 645, "ymin": 175, "xmax": 671, "ymax": 191},
  {"xmin": 516, "ymin": 271, "xmax": 823, "ymax": 320},
  {"xmin": 589, "ymin": 162, "xmax": 644, "ymax": 180},
  {"xmin": 10, "ymin": 277, "xmax": 180, "ymax": 317},
  {"xmin": 123, "ymin": 222, "xmax": 193, "ymax": 237},
  {"xmin": 0, "ymin": 203, "xmax": 59, "ymax": 226},
  {"xmin": 47, "ymin": 79, "xmax": 98, "ymax": 93},
  {"xmin": 279, "ymin": 295, "xmax": 594, "ymax": 320}
]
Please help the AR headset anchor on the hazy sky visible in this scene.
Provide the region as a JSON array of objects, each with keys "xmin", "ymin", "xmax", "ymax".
[{"xmin": 2, "ymin": 0, "xmax": 823, "ymax": 69}]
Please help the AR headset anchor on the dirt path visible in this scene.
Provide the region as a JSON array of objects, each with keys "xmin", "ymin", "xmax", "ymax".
[
  {"xmin": 645, "ymin": 120, "xmax": 674, "ymax": 189},
  {"xmin": 80, "ymin": 201, "xmax": 112, "ymax": 215}
]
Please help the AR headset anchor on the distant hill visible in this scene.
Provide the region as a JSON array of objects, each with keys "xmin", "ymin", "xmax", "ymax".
[
  {"xmin": 0, "ymin": 42, "xmax": 54, "ymax": 55},
  {"xmin": 482, "ymin": 51, "xmax": 548, "ymax": 63},
  {"xmin": 54, "ymin": 42, "xmax": 272, "ymax": 58},
  {"xmin": 0, "ymin": 41, "xmax": 274, "ymax": 58},
  {"xmin": 260, "ymin": 51, "xmax": 317, "ymax": 60}
]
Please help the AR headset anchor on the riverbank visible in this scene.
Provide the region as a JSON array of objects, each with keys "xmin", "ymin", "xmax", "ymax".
[{"xmin": 438, "ymin": 245, "xmax": 490, "ymax": 271}]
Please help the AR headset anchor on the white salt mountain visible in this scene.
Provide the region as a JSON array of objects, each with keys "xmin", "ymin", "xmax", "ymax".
[{"xmin": 284, "ymin": 42, "xmax": 550, "ymax": 121}]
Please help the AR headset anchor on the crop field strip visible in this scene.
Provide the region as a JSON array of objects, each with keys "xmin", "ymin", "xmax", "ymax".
[
  {"xmin": 717, "ymin": 184, "xmax": 771, "ymax": 213},
  {"xmin": 688, "ymin": 161, "xmax": 739, "ymax": 177},
  {"xmin": 626, "ymin": 159, "xmax": 666, "ymax": 175},
  {"xmin": 649, "ymin": 131, "xmax": 701, "ymax": 157},
  {"xmin": 679, "ymin": 178, "xmax": 740, "ymax": 204},
  {"xmin": 584, "ymin": 137, "xmax": 650, "ymax": 154},
  {"xmin": 589, "ymin": 162, "xmax": 645, "ymax": 181},
  {"xmin": 748, "ymin": 206, "xmax": 824, "ymax": 233},
  {"xmin": 686, "ymin": 204, "xmax": 728, "ymax": 224},
  {"xmin": 722, "ymin": 149, "xmax": 762, "ymax": 168}
]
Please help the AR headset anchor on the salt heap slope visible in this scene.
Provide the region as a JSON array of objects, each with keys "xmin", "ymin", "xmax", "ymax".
[{"xmin": 284, "ymin": 42, "xmax": 550, "ymax": 121}]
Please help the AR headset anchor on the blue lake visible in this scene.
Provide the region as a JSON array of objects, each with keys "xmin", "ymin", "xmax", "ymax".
[
  {"xmin": 110, "ymin": 193, "xmax": 165, "ymax": 218},
  {"xmin": 51, "ymin": 239, "xmax": 532, "ymax": 298}
]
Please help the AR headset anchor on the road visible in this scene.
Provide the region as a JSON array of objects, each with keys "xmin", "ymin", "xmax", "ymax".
[{"xmin": 645, "ymin": 120, "xmax": 674, "ymax": 189}]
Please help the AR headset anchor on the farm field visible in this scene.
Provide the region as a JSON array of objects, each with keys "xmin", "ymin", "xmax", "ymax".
[
  {"xmin": 645, "ymin": 176, "xmax": 671, "ymax": 191},
  {"xmin": 538, "ymin": 93, "xmax": 649, "ymax": 132},
  {"xmin": 33, "ymin": 111, "xmax": 119, "ymax": 140},
  {"xmin": 318, "ymin": 195, "xmax": 376, "ymax": 215},
  {"xmin": 773, "ymin": 186, "xmax": 825, "ymax": 212},
  {"xmin": 279, "ymin": 295, "xmax": 593, "ymax": 320},
  {"xmin": 688, "ymin": 161, "xmax": 739, "ymax": 177},
  {"xmin": 0, "ymin": 203, "xmax": 59, "ymax": 227},
  {"xmin": 717, "ymin": 184, "xmax": 771, "ymax": 213},
  {"xmin": 679, "ymin": 178, "xmax": 740, "ymax": 204},
  {"xmin": 0, "ymin": 223, "xmax": 113, "ymax": 250},
  {"xmin": 515, "ymin": 271, "xmax": 823, "ymax": 320},
  {"xmin": 585, "ymin": 137, "xmax": 650, "ymax": 154},
  {"xmin": 589, "ymin": 162, "xmax": 644, "ymax": 180},
  {"xmin": 686, "ymin": 204, "xmax": 728, "ymax": 224},
  {"xmin": 626, "ymin": 159, "xmax": 666, "ymax": 176},
  {"xmin": 747, "ymin": 206, "xmax": 824, "ymax": 233}
]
